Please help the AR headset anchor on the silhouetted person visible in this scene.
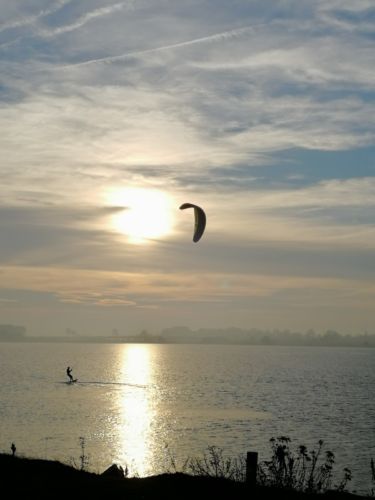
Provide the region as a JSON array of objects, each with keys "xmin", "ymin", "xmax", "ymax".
[
  {"xmin": 11, "ymin": 443, "xmax": 16, "ymax": 456},
  {"xmin": 67, "ymin": 366, "xmax": 73, "ymax": 382}
]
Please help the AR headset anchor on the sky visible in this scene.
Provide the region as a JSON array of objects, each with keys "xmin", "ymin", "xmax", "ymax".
[{"xmin": 0, "ymin": 0, "xmax": 374, "ymax": 337}]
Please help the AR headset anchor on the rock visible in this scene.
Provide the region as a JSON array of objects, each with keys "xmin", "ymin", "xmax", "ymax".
[{"xmin": 101, "ymin": 464, "xmax": 125, "ymax": 479}]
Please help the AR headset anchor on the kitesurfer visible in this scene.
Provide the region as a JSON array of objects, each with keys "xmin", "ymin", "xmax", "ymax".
[{"xmin": 67, "ymin": 366, "xmax": 74, "ymax": 382}]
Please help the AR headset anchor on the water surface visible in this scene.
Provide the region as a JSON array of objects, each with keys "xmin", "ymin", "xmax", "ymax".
[{"xmin": 0, "ymin": 343, "xmax": 373, "ymax": 492}]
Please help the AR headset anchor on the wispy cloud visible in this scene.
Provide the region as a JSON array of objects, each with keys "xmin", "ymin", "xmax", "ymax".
[
  {"xmin": 38, "ymin": 2, "xmax": 135, "ymax": 38},
  {"xmin": 2, "ymin": 265, "xmax": 375, "ymax": 305},
  {"xmin": 0, "ymin": 298, "xmax": 18, "ymax": 304},
  {"xmin": 0, "ymin": 0, "xmax": 73, "ymax": 33},
  {"xmin": 241, "ymin": 177, "xmax": 375, "ymax": 211}
]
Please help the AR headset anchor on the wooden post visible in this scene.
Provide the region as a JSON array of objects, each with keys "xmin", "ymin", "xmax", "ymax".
[{"xmin": 246, "ymin": 451, "xmax": 258, "ymax": 487}]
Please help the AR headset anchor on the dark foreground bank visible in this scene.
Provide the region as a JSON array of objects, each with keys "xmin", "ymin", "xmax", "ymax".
[{"xmin": 0, "ymin": 454, "xmax": 367, "ymax": 500}]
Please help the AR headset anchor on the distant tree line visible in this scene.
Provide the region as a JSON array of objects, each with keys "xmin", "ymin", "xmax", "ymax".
[
  {"xmin": 158, "ymin": 326, "xmax": 375, "ymax": 347},
  {"xmin": 1, "ymin": 323, "xmax": 374, "ymax": 347},
  {"xmin": 0, "ymin": 324, "xmax": 26, "ymax": 341}
]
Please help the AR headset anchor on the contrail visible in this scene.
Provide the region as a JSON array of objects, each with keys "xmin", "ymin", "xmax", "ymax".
[{"xmin": 63, "ymin": 24, "xmax": 256, "ymax": 68}]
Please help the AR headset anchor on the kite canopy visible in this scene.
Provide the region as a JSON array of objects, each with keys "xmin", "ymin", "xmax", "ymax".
[{"xmin": 179, "ymin": 203, "xmax": 206, "ymax": 242}]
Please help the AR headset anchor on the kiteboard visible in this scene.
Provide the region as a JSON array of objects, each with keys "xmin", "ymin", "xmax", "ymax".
[{"xmin": 68, "ymin": 378, "xmax": 78, "ymax": 384}]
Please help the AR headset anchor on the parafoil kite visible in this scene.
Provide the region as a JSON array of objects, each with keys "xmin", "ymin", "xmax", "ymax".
[{"xmin": 179, "ymin": 203, "xmax": 206, "ymax": 242}]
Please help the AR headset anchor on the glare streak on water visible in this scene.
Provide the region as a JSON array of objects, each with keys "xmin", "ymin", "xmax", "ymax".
[{"xmin": 0, "ymin": 343, "xmax": 374, "ymax": 492}]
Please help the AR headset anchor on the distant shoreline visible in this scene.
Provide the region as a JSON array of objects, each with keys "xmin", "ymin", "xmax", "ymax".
[
  {"xmin": 2, "ymin": 324, "xmax": 374, "ymax": 347},
  {"xmin": 1, "ymin": 336, "xmax": 374, "ymax": 347}
]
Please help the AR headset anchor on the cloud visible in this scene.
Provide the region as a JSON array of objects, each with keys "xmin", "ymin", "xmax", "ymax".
[
  {"xmin": 0, "ymin": 265, "xmax": 374, "ymax": 313},
  {"xmin": 37, "ymin": 2, "xmax": 135, "ymax": 38},
  {"xmin": 2, "ymin": 3, "xmax": 374, "ymax": 171},
  {"xmin": 242, "ymin": 177, "xmax": 375, "ymax": 210},
  {"xmin": 0, "ymin": 86, "xmax": 373, "ymax": 199},
  {"xmin": 0, "ymin": 0, "xmax": 73, "ymax": 33},
  {"xmin": 0, "ymin": 298, "xmax": 18, "ymax": 304},
  {"xmin": 318, "ymin": 0, "xmax": 375, "ymax": 32}
]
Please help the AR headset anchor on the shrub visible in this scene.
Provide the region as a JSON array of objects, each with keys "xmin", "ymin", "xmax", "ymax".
[
  {"xmin": 257, "ymin": 436, "xmax": 352, "ymax": 493},
  {"xmin": 187, "ymin": 445, "xmax": 246, "ymax": 482}
]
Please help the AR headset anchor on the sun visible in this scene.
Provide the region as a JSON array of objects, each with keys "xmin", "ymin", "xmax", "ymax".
[{"xmin": 108, "ymin": 187, "xmax": 174, "ymax": 243}]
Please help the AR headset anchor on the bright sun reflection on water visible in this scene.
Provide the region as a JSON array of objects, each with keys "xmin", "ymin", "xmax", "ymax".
[{"xmin": 119, "ymin": 345, "xmax": 153, "ymax": 475}]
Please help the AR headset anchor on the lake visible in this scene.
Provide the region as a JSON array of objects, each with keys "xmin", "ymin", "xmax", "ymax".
[{"xmin": 0, "ymin": 343, "xmax": 373, "ymax": 493}]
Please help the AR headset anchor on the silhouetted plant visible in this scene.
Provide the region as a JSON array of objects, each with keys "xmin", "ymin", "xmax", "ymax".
[
  {"xmin": 187, "ymin": 445, "xmax": 246, "ymax": 482},
  {"xmin": 370, "ymin": 458, "xmax": 375, "ymax": 497},
  {"xmin": 70, "ymin": 436, "xmax": 89, "ymax": 470},
  {"xmin": 78, "ymin": 436, "xmax": 89, "ymax": 471},
  {"xmin": 336, "ymin": 468, "xmax": 352, "ymax": 493},
  {"xmin": 70, "ymin": 437, "xmax": 89, "ymax": 470},
  {"xmin": 257, "ymin": 437, "xmax": 351, "ymax": 493},
  {"xmin": 164, "ymin": 443, "xmax": 189, "ymax": 474}
]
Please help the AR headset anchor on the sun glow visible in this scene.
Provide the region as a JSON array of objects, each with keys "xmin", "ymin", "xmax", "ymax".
[{"xmin": 109, "ymin": 188, "xmax": 174, "ymax": 243}]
